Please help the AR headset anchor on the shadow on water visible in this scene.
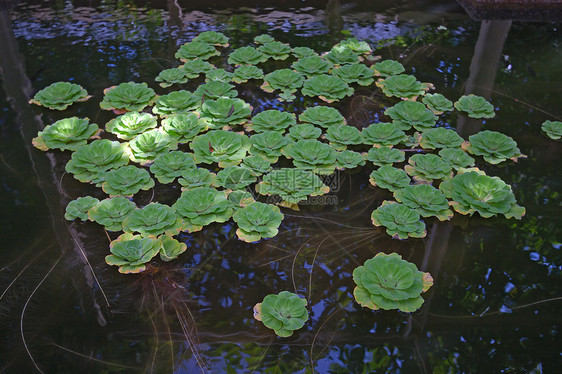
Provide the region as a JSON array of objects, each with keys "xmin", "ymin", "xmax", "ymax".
[{"xmin": 0, "ymin": 0, "xmax": 561, "ymax": 373}]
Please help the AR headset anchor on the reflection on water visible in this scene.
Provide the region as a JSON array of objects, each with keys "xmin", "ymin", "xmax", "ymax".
[{"xmin": 0, "ymin": 0, "xmax": 560, "ymax": 372}]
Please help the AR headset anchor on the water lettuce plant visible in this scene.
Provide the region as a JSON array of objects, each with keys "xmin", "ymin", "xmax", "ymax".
[
  {"xmin": 155, "ymin": 68, "xmax": 188, "ymax": 88},
  {"xmin": 438, "ymin": 148, "xmax": 475, "ymax": 170},
  {"xmin": 394, "ymin": 184, "xmax": 453, "ymax": 221},
  {"xmin": 198, "ymin": 97, "xmax": 252, "ymax": 129},
  {"xmin": 173, "ymin": 187, "xmax": 233, "ymax": 232},
  {"xmin": 192, "ymin": 31, "xmax": 229, "ymax": 47},
  {"xmin": 336, "ymin": 150, "xmax": 366, "ymax": 169},
  {"xmin": 161, "ymin": 113, "xmax": 209, "ymax": 143},
  {"xmin": 324, "ymin": 46, "xmax": 360, "ymax": 65},
  {"xmin": 240, "ymin": 156, "xmax": 272, "ymax": 176},
  {"xmin": 33, "ymin": 117, "xmax": 99, "ymax": 151},
  {"xmin": 122, "ymin": 202, "xmax": 182, "ymax": 237},
  {"xmin": 541, "ymin": 120, "xmax": 562, "ymax": 140},
  {"xmin": 194, "ymin": 81, "xmax": 238, "ymax": 101},
  {"xmin": 232, "ymin": 65, "xmax": 264, "ymax": 84},
  {"xmin": 205, "ymin": 68, "xmax": 233, "ymax": 83},
  {"xmin": 101, "ymin": 165, "xmax": 155, "ymax": 197},
  {"xmin": 371, "ymin": 201, "xmax": 427, "ymax": 239},
  {"xmin": 372, "ymin": 60, "xmax": 405, "ymax": 77},
  {"xmin": 285, "ymin": 123, "xmax": 322, "ymax": 142},
  {"xmin": 253, "ymin": 291, "xmax": 308, "ymax": 337},
  {"xmin": 369, "ymin": 165, "xmax": 411, "ymax": 192},
  {"xmin": 299, "ymin": 106, "xmax": 346, "ymax": 128},
  {"xmin": 128, "ymin": 129, "xmax": 178, "ymax": 165},
  {"xmin": 422, "ymin": 93, "xmax": 453, "ymax": 114},
  {"xmin": 249, "ymin": 131, "xmax": 290, "ymax": 162},
  {"xmin": 331, "ymin": 63, "xmax": 375, "ymax": 86},
  {"xmin": 256, "ymin": 168, "xmax": 330, "ymax": 205},
  {"xmin": 153, "ymin": 90, "xmax": 200, "ymax": 116},
  {"xmin": 254, "ymin": 34, "xmax": 275, "ymax": 44},
  {"xmin": 464, "ymin": 130, "xmax": 524, "ymax": 164},
  {"xmin": 376, "ymin": 74, "xmax": 427, "ymax": 99},
  {"xmin": 440, "ymin": 169, "xmax": 525, "ymax": 219},
  {"xmin": 404, "ymin": 153, "xmax": 452, "ymax": 183},
  {"xmin": 419, "ymin": 127, "xmax": 464, "ymax": 150},
  {"xmin": 454, "ymin": 94, "xmax": 495, "ymax": 118},
  {"xmin": 261, "ymin": 69, "xmax": 305, "ymax": 101},
  {"xmin": 213, "ymin": 166, "xmax": 257, "ymax": 190},
  {"xmin": 335, "ymin": 38, "xmax": 372, "ymax": 55},
  {"xmin": 175, "ymin": 41, "xmax": 219, "ymax": 61},
  {"xmin": 301, "ymin": 74, "xmax": 354, "ymax": 103},
  {"xmin": 181, "ymin": 59, "xmax": 215, "ymax": 78},
  {"xmin": 106, "ymin": 233, "xmax": 161, "ymax": 273},
  {"xmin": 232, "ymin": 202, "xmax": 284, "ymax": 242},
  {"xmin": 361, "ymin": 122, "xmax": 407, "ymax": 147},
  {"xmin": 149, "ymin": 151, "xmax": 196, "ymax": 184},
  {"xmin": 65, "ymin": 139, "xmax": 130, "ymax": 185},
  {"xmin": 30, "ymin": 81, "xmax": 91, "ymax": 110},
  {"xmin": 324, "ymin": 124, "xmax": 363, "ymax": 151},
  {"xmin": 65, "ymin": 196, "xmax": 100, "ymax": 221},
  {"xmin": 384, "ymin": 101, "xmax": 437, "ymax": 131},
  {"xmin": 178, "ymin": 168, "xmax": 216, "ymax": 190},
  {"xmin": 291, "ymin": 56, "xmax": 333, "ymax": 77},
  {"xmin": 247, "ymin": 110, "xmax": 296, "ymax": 133},
  {"xmin": 87, "ymin": 197, "xmax": 136, "ymax": 231},
  {"xmin": 292, "ymin": 46, "xmax": 317, "ymax": 58},
  {"xmin": 105, "ymin": 112, "xmax": 158, "ymax": 140},
  {"xmin": 190, "ymin": 130, "xmax": 251, "ymax": 167},
  {"xmin": 228, "ymin": 46, "xmax": 267, "ymax": 66},
  {"xmin": 353, "ymin": 252, "xmax": 433, "ymax": 312},
  {"xmin": 366, "ymin": 146, "xmax": 405, "ymax": 166},
  {"xmin": 99, "ymin": 82, "xmax": 157, "ymax": 113},
  {"xmin": 228, "ymin": 190, "xmax": 255, "ymax": 210},
  {"xmin": 159, "ymin": 235, "xmax": 188, "ymax": 262},
  {"xmin": 258, "ymin": 41, "xmax": 291, "ymax": 60},
  {"xmin": 282, "ymin": 139, "xmax": 337, "ymax": 174}
]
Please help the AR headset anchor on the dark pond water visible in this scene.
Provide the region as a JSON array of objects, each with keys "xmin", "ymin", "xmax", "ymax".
[{"xmin": 1, "ymin": 0, "xmax": 561, "ymax": 373}]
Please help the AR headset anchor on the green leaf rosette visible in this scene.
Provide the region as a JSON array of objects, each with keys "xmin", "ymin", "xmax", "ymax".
[
  {"xmin": 336, "ymin": 150, "xmax": 366, "ymax": 170},
  {"xmin": 159, "ymin": 235, "xmax": 188, "ymax": 262},
  {"xmin": 181, "ymin": 60, "xmax": 215, "ymax": 78},
  {"xmin": 198, "ymin": 97, "xmax": 252, "ymax": 129},
  {"xmin": 301, "ymin": 74, "xmax": 354, "ymax": 103},
  {"xmin": 454, "ymin": 94, "xmax": 495, "ymax": 118},
  {"xmin": 299, "ymin": 106, "xmax": 346, "ymax": 128},
  {"xmin": 324, "ymin": 46, "xmax": 360, "ymax": 65},
  {"xmin": 258, "ymin": 41, "xmax": 292, "ymax": 61},
  {"xmin": 241, "ymin": 155, "xmax": 273, "ymax": 176},
  {"xmin": 101, "ymin": 165, "xmax": 155, "ymax": 197},
  {"xmin": 149, "ymin": 151, "xmax": 196, "ymax": 184},
  {"xmin": 88, "ymin": 197, "xmax": 136, "ymax": 231},
  {"xmin": 205, "ymin": 69, "xmax": 233, "ymax": 83},
  {"xmin": 292, "ymin": 46, "xmax": 317, "ymax": 59},
  {"xmin": 106, "ymin": 233, "xmax": 161, "ymax": 274},
  {"xmin": 246, "ymin": 110, "xmax": 296, "ymax": 133},
  {"xmin": 256, "ymin": 168, "xmax": 330, "ymax": 206},
  {"xmin": 404, "ymin": 153, "xmax": 452, "ymax": 183},
  {"xmin": 105, "ymin": 112, "xmax": 158, "ymax": 141},
  {"xmin": 253, "ymin": 291, "xmax": 309, "ymax": 337},
  {"xmin": 190, "ymin": 130, "xmax": 251, "ymax": 167},
  {"xmin": 438, "ymin": 148, "xmax": 475, "ymax": 170},
  {"xmin": 162, "ymin": 113, "xmax": 209, "ymax": 144},
  {"xmin": 419, "ymin": 127, "xmax": 464, "ymax": 150},
  {"xmin": 192, "ymin": 31, "xmax": 229, "ymax": 47},
  {"xmin": 285, "ymin": 124, "xmax": 322, "ymax": 142},
  {"xmin": 394, "ymin": 184, "xmax": 453, "ymax": 221},
  {"xmin": 32, "ymin": 117, "xmax": 99, "ymax": 151},
  {"xmin": 194, "ymin": 81, "xmax": 238, "ymax": 101},
  {"xmin": 384, "ymin": 101, "xmax": 437, "ymax": 131},
  {"xmin": 122, "ymin": 202, "xmax": 182, "ymax": 237},
  {"xmin": 369, "ymin": 166, "xmax": 411, "ymax": 192},
  {"xmin": 228, "ymin": 46, "xmax": 267, "ymax": 66},
  {"xmin": 422, "ymin": 93, "xmax": 453, "ymax": 114},
  {"xmin": 128, "ymin": 129, "xmax": 178, "ymax": 165},
  {"xmin": 366, "ymin": 146, "xmax": 405, "ymax": 167},
  {"xmin": 331, "ymin": 63, "xmax": 375, "ymax": 86},
  {"xmin": 173, "ymin": 187, "xmax": 233, "ymax": 232},
  {"xmin": 291, "ymin": 56, "xmax": 333, "ymax": 77},
  {"xmin": 249, "ymin": 131, "xmax": 290, "ymax": 162},
  {"xmin": 282, "ymin": 139, "xmax": 337, "ymax": 175},
  {"xmin": 232, "ymin": 65, "xmax": 264, "ymax": 84},
  {"xmin": 30, "ymin": 81, "xmax": 91, "ymax": 110},
  {"xmin": 324, "ymin": 124, "xmax": 363, "ymax": 151},
  {"xmin": 371, "ymin": 201, "xmax": 427, "ymax": 239},
  {"xmin": 213, "ymin": 166, "xmax": 257, "ymax": 190},
  {"xmin": 376, "ymin": 74, "xmax": 428, "ymax": 99},
  {"xmin": 463, "ymin": 130, "xmax": 525, "ymax": 164},
  {"xmin": 65, "ymin": 196, "xmax": 100, "ymax": 221},
  {"xmin": 227, "ymin": 190, "xmax": 255, "ymax": 210},
  {"xmin": 175, "ymin": 41, "xmax": 220, "ymax": 62},
  {"xmin": 361, "ymin": 122, "xmax": 407, "ymax": 147},
  {"xmin": 372, "ymin": 60, "xmax": 405, "ymax": 77},
  {"xmin": 261, "ymin": 69, "xmax": 305, "ymax": 101},
  {"xmin": 100, "ymin": 82, "xmax": 157, "ymax": 113},
  {"xmin": 178, "ymin": 168, "xmax": 216, "ymax": 191},
  {"xmin": 233, "ymin": 202, "xmax": 284, "ymax": 242},
  {"xmin": 541, "ymin": 120, "xmax": 562, "ymax": 140},
  {"xmin": 152, "ymin": 90, "xmax": 200, "ymax": 117},
  {"xmin": 155, "ymin": 68, "xmax": 188, "ymax": 88}
]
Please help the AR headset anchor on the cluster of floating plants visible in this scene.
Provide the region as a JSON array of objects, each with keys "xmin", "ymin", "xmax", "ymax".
[{"xmin": 32, "ymin": 31, "xmax": 530, "ymax": 337}]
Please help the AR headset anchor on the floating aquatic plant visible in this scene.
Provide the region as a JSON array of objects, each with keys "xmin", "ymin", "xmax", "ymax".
[
  {"xmin": 258, "ymin": 41, "xmax": 291, "ymax": 60},
  {"xmin": 372, "ymin": 60, "xmax": 405, "ymax": 77},
  {"xmin": 192, "ymin": 31, "xmax": 229, "ymax": 47},
  {"xmin": 285, "ymin": 123, "xmax": 322, "ymax": 142},
  {"xmin": 384, "ymin": 101, "xmax": 437, "ymax": 131},
  {"xmin": 324, "ymin": 46, "xmax": 360, "ymax": 65},
  {"xmin": 422, "ymin": 93, "xmax": 453, "ymax": 114},
  {"xmin": 438, "ymin": 148, "xmax": 475, "ymax": 170},
  {"xmin": 361, "ymin": 122, "xmax": 407, "ymax": 147},
  {"xmin": 33, "ymin": 117, "xmax": 99, "ymax": 151},
  {"xmin": 128, "ymin": 129, "xmax": 178, "ymax": 165},
  {"xmin": 149, "ymin": 151, "xmax": 196, "ymax": 184},
  {"xmin": 334, "ymin": 38, "xmax": 372, "ymax": 55},
  {"xmin": 324, "ymin": 124, "xmax": 363, "ymax": 151},
  {"xmin": 153, "ymin": 90, "xmax": 200, "ymax": 117},
  {"xmin": 99, "ymin": 82, "xmax": 157, "ymax": 113},
  {"xmin": 404, "ymin": 153, "xmax": 452, "ymax": 183},
  {"xmin": 463, "ymin": 130, "xmax": 525, "ymax": 164},
  {"xmin": 106, "ymin": 233, "xmax": 161, "ymax": 273},
  {"xmin": 541, "ymin": 120, "xmax": 562, "ymax": 140},
  {"xmin": 64, "ymin": 196, "xmax": 100, "ymax": 221},
  {"xmin": 213, "ymin": 166, "xmax": 257, "ymax": 190},
  {"xmin": 292, "ymin": 46, "xmax": 317, "ymax": 58},
  {"xmin": 336, "ymin": 150, "xmax": 366, "ymax": 169},
  {"xmin": 102, "ymin": 165, "xmax": 155, "ymax": 197},
  {"xmin": 353, "ymin": 252, "xmax": 433, "ymax": 312},
  {"xmin": 205, "ymin": 68, "xmax": 233, "ymax": 83},
  {"xmin": 369, "ymin": 165, "xmax": 411, "ymax": 192},
  {"xmin": 173, "ymin": 187, "xmax": 233, "ymax": 232},
  {"xmin": 232, "ymin": 65, "xmax": 264, "ymax": 84},
  {"xmin": 299, "ymin": 106, "xmax": 346, "ymax": 128},
  {"xmin": 194, "ymin": 81, "xmax": 238, "ymax": 101},
  {"xmin": 198, "ymin": 97, "xmax": 252, "ymax": 129},
  {"xmin": 87, "ymin": 197, "xmax": 136, "ymax": 231},
  {"xmin": 291, "ymin": 56, "xmax": 333, "ymax": 77},
  {"xmin": 256, "ymin": 168, "xmax": 330, "ymax": 205},
  {"xmin": 301, "ymin": 74, "xmax": 354, "ymax": 103},
  {"xmin": 161, "ymin": 113, "xmax": 208, "ymax": 143},
  {"xmin": 331, "ymin": 64, "xmax": 375, "ymax": 86},
  {"xmin": 155, "ymin": 68, "xmax": 188, "ymax": 88},
  {"xmin": 181, "ymin": 59, "xmax": 215, "ymax": 78},
  {"xmin": 254, "ymin": 34, "xmax": 275, "ymax": 44},
  {"xmin": 454, "ymin": 94, "xmax": 495, "ymax": 118},
  {"xmin": 233, "ymin": 202, "xmax": 284, "ymax": 242},
  {"xmin": 282, "ymin": 139, "xmax": 337, "ymax": 175},
  {"xmin": 178, "ymin": 168, "xmax": 216, "ymax": 190},
  {"xmin": 440, "ymin": 169, "xmax": 525, "ymax": 219},
  {"xmin": 175, "ymin": 41, "xmax": 220, "ymax": 61},
  {"xmin": 247, "ymin": 110, "xmax": 296, "ymax": 133},
  {"xmin": 159, "ymin": 235, "xmax": 188, "ymax": 262},
  {"xmin": 190, "ymin": 129, "xmax": 251, "ymax": 167},
  {"xmin": 228, "ymin": 46, "xmax": 267, "ymax": 66},
  {"xmin": 65, "ymin": 139, "xmax": 130, "ymax": 185},
  {"xmin": 261, "ymin": 69, "xmax": 305, "ymax": 101},
  {"xmin": 394, "ymin": 184, "xmax": 453, "ymax": 221},
  {"xmin": 240, "ymin": 155, "xmax": 272, "ymax": 176},
  {"xmin": 371, "ymin": 201, "xmax": 427, "ymax": 239},
  {"xmin": 253, "ymin": 291, "xmax": 308, "ymax": 337},
  {"xmin": 366, "ymin": 146, "xmax": 405, "ymax": 167},
  {"xmin": 249, "ymin": 131, "xmax": 290, "ymax": 162},
  {"xmin": 30, "ymin": 81, "xmax": 91, "ymax": 110},
  {"xmin": 419, "ymin": 127, "xmax": 464, "ymax": 150},
  {"xmin": 105, "ymin": 111, "xmax": 158, "ymax": 140},
  {"xmin": 123, "ymin": 202, "xmax": 182, "ymax": 237},
  {"xmin": 228, "ymin": 190, "xmax": 256, "ymax": 210},
  {"xmin": 376, "ymin": 74, "xmax": 427, "ymax": 100}
]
